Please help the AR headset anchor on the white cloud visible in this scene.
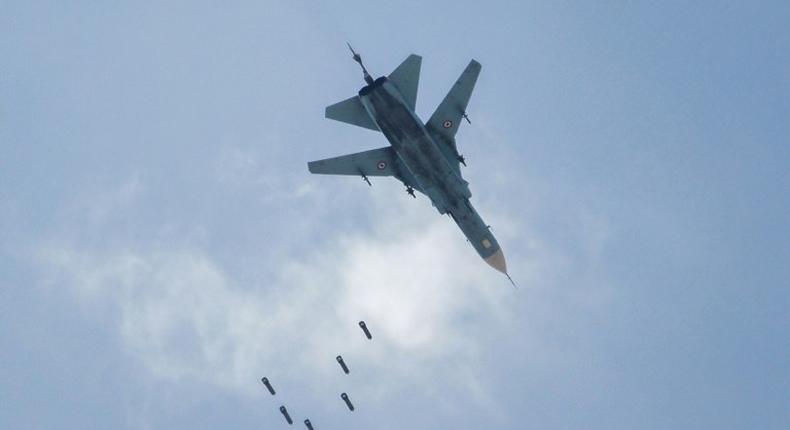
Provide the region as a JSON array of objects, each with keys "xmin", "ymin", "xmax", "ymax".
[
  {"xmin": 35, "ymin": 195, "xmax": 520, "ymax": 405},
  {"xmin": 32, "ymin": 164, "xmax": 613, "ymax": 424},
  {"xmin": 65, "ymin": 173, "xmax": 143, "ymax": 226},
  {"xmin": 213, "ymin": 144, "xmax": 317, "ymax": 201}
]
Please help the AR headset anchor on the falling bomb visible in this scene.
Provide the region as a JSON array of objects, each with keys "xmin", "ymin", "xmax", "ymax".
[
  {"xmin": 261, "ymin": 377, "xmax": 275, "ymax": 395},
  {"xmin": 358, "ymin": 321, "xmax": 372, "ymax": 339},
  {"xmin": 304, "ymin": 419, "xmax": 314, "ymax": 430},
  {"xmin": 279, "ymin": 406, "xmax": 293, "ymax": 425},
  {"xmin": 336, "ymin": 355, "xmax": 350, "ymax": 374},
  {"xmin": 341, "ymin": 392, "xmax": 355, "ymax": 411}
]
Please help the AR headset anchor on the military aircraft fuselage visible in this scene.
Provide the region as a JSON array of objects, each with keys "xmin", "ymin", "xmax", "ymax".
[{"xmin": 357, "ymin": 77, "xmax": 503, "ymax": 262}]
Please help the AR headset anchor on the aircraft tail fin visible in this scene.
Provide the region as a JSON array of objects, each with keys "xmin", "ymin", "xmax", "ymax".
[
  {"xmin": 388, "ymin": 54, "xmax": 422, "ymax": 111},
  {"xmin": 325, "ymin": 96, "xmax": 380, "ymax": 132},
  {"xmin": 426, "ymin": 59, "xmax": 481, "ymax": 140}
]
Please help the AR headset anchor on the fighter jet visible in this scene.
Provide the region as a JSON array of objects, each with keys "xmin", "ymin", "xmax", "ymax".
[{"xmin": 308, "ymin": 46, "xmax": 511, "ymax": 282}]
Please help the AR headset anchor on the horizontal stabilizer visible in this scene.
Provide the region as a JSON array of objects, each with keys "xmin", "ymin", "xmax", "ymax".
[
  {"xmin": 388, "ymin": 54, "xmax": 421, "ymax": 111},
  {"xmin": 325, "ymin": 96, "xmax": 379, "ymax": 131}
]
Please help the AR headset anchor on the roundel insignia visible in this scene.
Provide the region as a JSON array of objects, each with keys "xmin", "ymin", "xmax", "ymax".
[
  {"xmin": 377, "ymin": 161, "xmax": 387, "ymax": 170},
  {"xmin": 442, "ymin": 120, "xmax": 453, "ymax": 129}
]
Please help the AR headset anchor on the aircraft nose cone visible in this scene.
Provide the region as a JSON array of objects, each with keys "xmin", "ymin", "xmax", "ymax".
[{"xmin": 484, "ymin": 249, "xmax": 507, "ymax": 274}]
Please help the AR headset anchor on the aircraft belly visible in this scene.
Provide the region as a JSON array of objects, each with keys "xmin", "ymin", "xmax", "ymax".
[
  {"xmin": 362, "ymin": 85, "xmax": 466, "ymax": 213},
  {"xmin": 450, "ymin": 200, "xmax": 501, "ymax": 259}
]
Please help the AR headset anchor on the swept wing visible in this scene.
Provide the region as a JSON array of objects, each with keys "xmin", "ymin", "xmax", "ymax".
[
  {"xmin": 425, "ymin": 60, "xmax": 481, "ymax": 175},
  {"xmin": 308, "ymin": 146, "xmax": 422, "ymax": 192}
]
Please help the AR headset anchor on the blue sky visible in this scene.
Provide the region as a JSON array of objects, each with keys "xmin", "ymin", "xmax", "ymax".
[{"xmin": 1, "ymin": 1, "xmax": 788, "ymax": 429}]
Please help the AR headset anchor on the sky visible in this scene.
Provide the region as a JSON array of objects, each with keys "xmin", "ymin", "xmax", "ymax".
[{"xmin": 1, "ymin": 1, "xmax": 788, "ymax": 429}]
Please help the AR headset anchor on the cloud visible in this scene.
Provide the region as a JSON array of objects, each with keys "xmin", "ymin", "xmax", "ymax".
[
  {"xmin": 213, "ymin": 143, "xmax": 317, "ymax": 201},
  {"xmin": 30, "ymin": 157, "xmax": 614, "ymax": 427},
  {"xmin": 34, "ymin": 189, "xmax": 520, "ymax": 407},
  {"xmin": 66, "ymin": 172, "xmax": 143, "ymax": 226}
]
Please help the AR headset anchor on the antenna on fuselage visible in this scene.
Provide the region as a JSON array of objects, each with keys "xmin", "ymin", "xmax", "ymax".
[{"xmin": 347, "ymin": 43, "xmax": 374, "ymax": 85}]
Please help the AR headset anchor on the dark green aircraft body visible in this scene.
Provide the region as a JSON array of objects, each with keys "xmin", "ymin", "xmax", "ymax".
[{"xmin": 308, "ymin": 48, "xmax": 509, "ymax": 278}]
